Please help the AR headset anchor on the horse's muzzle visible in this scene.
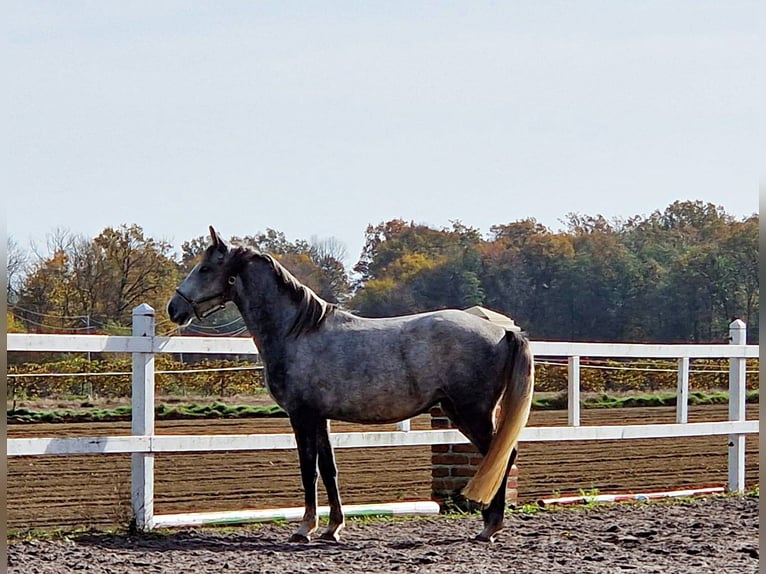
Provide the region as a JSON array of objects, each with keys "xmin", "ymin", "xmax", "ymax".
[{"xmin": 167, "ymin": 293, "xmax": 193, "ymax": 326}]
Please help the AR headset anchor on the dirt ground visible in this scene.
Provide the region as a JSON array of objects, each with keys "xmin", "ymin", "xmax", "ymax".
[
  {"xmin": 7, "ymin": 404, "xmax": 758, "ymax": 532},
  {"xmin": 7, "ymin": 495, "xmax": 759, "ymax": 574}
]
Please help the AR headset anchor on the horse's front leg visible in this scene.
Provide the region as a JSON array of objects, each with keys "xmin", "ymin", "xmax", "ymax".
[
  {"xmin": 289, "ymin": 414, "xmax": 319, "ymax": 543},
  {"xmin": 317, "ymin": 419, "xmax": 344, "ymax": 542}
]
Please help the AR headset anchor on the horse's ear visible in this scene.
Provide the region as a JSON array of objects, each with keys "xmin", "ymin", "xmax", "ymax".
[{"xmin": 209, "ymin": 226, "xmax": 228, "ymax": 253}]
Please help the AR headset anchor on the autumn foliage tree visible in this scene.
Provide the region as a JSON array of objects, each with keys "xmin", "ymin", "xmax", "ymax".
[
  {"xmin": 8, "ymin": 201, "xmax": 758, "ymax": 344},
  {"xmin": 350, "ymin": 220, "xmax": 485, "ymax": 316},
  {"xmin": 14, "ymin": 225, "xmax": 180, "ymax": 333},
  {"xmin": 478, "ymin": 219, "xmax": 575, "ymax": 337},
  {"xmin": 349, "ymin": 203, "xmax": 758, "ymax": 343}
]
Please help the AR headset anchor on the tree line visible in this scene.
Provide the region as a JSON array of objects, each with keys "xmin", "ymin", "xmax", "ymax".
[{"xmin": 7, "ymin": 200, "xmax": 758, "ymax": 344}]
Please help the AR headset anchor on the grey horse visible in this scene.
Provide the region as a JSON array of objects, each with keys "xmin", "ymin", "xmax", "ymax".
[{"xmin": 168, "ymin": 227, "xmax": 534, "ymax": 543}]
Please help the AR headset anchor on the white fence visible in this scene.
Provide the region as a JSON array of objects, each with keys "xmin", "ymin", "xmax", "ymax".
[{"xmin": 7, "ymin": 304, "xmax": 758, "ymax": 530}]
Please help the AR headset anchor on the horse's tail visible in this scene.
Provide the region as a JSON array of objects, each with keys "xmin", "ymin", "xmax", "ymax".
[{"xmin": 462, "ymin": 330, "xmax": 534, "ymax": 505}]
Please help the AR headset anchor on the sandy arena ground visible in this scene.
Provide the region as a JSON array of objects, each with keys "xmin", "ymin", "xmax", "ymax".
[{"xmin": 8, "ymin": 495, "xmax": 758, "ymax": 574}]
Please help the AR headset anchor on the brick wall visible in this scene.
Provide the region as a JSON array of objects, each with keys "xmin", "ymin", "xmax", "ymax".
[{"xmin": 430, "ymin": 405, "xmax": 518, "ymax": 509}]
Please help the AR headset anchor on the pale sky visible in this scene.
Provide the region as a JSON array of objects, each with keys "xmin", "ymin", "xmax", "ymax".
[{"xmin": 6, "ymin": 2, "xmax": 759, "ymax": 268}]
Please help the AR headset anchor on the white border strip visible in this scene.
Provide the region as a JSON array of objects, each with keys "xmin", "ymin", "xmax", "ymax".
[{"xmin": 152, "ymin": 501, "xmax": 441, "ymax": 528}]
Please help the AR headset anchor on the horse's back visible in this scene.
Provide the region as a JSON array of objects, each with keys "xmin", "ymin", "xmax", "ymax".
[
  {"xmin": 321, "ymin": 308, "xmax": 509, "ymax": 370},
  {"xmin": 345, "ymin": 307, "xmax": 505, "ymax": 335}
]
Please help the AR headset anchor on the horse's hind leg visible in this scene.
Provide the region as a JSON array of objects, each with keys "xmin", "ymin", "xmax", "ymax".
[
  {"xmin": 316, "ymin": 420, "xmax": 345, "ymax": 542},
  {"xmin": 476, "ymin": 449, "xmax": 517, "ymax": 543},
  {"xmin": 289, "ymin": 413, "xmax": 320, "ymax": 543},
  {"xmin": 440, "ymin": 399, "xmax": 511, "ymax": 542}
]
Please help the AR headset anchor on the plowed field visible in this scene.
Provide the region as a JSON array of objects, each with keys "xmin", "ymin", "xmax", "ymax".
[{"xmin": 7, "ymin": 404, "xmax": 758, "ymax": 531}]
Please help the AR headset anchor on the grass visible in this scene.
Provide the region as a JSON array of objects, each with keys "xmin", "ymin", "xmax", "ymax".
[
  {"xmin": 7, "ymin": 389, "xmax": 757, "ymax": 424},
  {"xmin": 440, "ymin": 487, "xmax": 761, "ymax": 521},
  {"xmin": 8, "ymin": 525, "xmax": 101, "ymax": 542},
  {"xmin": 520, "ymin": 485, "xmax": 760, "ymax": 514},
  {"xmin": 7, "ymin": 401, "xmax": 286, "ymax": 424},
  {"xmin": 532, "ymin": 389, "xmax": 758, "ymax": 411}
]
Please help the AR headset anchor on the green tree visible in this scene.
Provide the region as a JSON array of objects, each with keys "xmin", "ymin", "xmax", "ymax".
[
  {"xmin": 621, "ymin": 201, "xmax": 757, "ymax": 342},
  {"xmin": 721, "ymin": 216, "xmax": 758, "ymax": 338},
  {"xmin": 558, "ymin": 216, "xmax": 643, "ymax": 341},
  {"xmin": 479, "ymin": 219, "xmax": 574, "ymax": 336}
]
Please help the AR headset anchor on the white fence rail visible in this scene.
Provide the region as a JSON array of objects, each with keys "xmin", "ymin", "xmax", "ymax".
[{"xmin": 7, "ymin": 304, "xmax": 758, "ymax": 530}]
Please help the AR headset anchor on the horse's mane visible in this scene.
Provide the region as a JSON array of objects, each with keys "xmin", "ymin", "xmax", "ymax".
[{"xmin": 232, "ymin": 247, "xmax": 336, "ymax": 337}]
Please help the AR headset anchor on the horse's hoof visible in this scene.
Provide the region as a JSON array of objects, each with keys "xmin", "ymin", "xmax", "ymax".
[
  {"xmin": 474, "ymin": 529, "xmax": 501, "ymax": 543},
  {"xmin": 288, "ymin": 533, "xmax": 311, "ymax": 544},
  {"xmin": 318, "ymin": 531, "xmax": 341, "ymax": 543}
]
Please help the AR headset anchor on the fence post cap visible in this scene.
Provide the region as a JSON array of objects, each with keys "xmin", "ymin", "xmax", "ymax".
[
  {"xmin": 728, "ymin": 319, "xmax": 746, "ymax": 345},
  {"xmin": 132, "ymin": 303, "xmax": 156, "ymax": 316},
  {"xmin": 729, "ymin": 318, "xmax": 746, "ymax": 329}
]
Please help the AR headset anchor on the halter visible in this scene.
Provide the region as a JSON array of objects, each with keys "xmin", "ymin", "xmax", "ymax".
[{"xmin": 175, "ymin": 276, "xmax": 236, "ymax": 320}]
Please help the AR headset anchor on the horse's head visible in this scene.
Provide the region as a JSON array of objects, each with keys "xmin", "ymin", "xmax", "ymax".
[{"xmin": 168, "ymin": 226, "xmax": 238, "ymax": 326}]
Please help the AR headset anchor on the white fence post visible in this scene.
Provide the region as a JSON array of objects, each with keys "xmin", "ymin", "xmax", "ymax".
[
  {"xmin": 131, "ymin": 304, "xmax": 156, "ymax": 530},
  {"xmin": 568, "ymin": 356, "xmax": 581, "ymax": 427},
  {"xmin": 676, "ymin": 357, "xmax": 690, "ymax": 424},
  {"xmin": 727, "ymin": 319, "xmax": 747, "ymax": 493}
]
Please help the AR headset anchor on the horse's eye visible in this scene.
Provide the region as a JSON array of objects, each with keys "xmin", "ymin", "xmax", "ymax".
[{"xmin": 199, "ymin": 266, "xmax": 210, "ymax": 274}]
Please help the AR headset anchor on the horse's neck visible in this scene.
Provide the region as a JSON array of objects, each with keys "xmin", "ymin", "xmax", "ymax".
[{"xmin": 234, "ymin": 262, "xmax": 299, "ymax": 354}]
